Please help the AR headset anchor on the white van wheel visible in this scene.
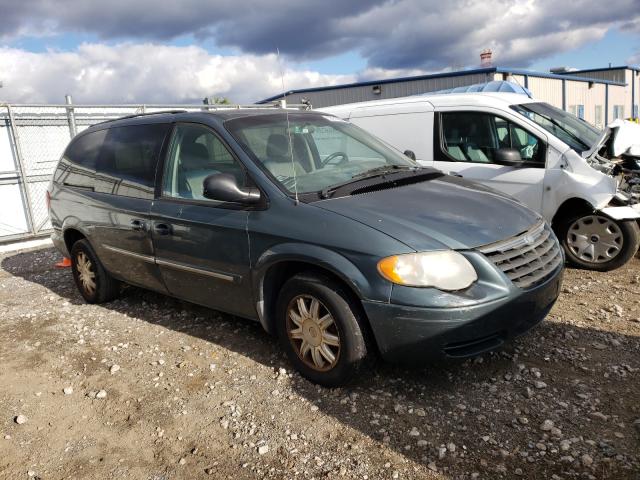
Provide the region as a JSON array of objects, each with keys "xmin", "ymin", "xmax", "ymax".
[{"xmin": 559, "ymin": 213, "xmax": 640, "ymax": 271}]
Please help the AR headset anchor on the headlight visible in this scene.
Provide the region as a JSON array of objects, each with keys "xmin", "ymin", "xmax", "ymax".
[{"xmin": 377, "ymin": 251, "xmax": 477, "ymax": 291}]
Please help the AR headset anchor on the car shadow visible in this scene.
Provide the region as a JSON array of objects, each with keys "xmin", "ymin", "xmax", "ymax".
[{"xmin": 2, "ymin": 247, "xmax": 638, "ymax": 479}]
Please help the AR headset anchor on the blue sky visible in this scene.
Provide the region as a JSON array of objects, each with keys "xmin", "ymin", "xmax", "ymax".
[{"xmin": 0, "ymin": 0, "xmax": 638, "ymax": 103}]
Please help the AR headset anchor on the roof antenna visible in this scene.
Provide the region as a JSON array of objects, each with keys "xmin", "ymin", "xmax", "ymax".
[{"xmin": 276, "ymin": 48, "xmax": 299, "ymax": 205}]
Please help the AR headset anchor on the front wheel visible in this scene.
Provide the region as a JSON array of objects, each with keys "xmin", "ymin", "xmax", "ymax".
[
  {"xmin": 276, "ymin": 273, "xmax": 370, "ymax": 387},
  {"xmin": 558, "ymin": 213, "xmax": 640, "ymax": 271}
]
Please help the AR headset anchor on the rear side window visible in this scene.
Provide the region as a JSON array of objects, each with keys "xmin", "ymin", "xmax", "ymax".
[
  {"xmin": 95, "ymin": 124, "xmax": 170, "ymax": 199},
  {"xmin": 54, "ymin": 129, "xmax": 108, "ymax": 188}
]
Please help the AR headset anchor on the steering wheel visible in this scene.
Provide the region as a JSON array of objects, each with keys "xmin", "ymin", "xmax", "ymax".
[{"xmin": 321, "ymin": 151, "xmax": 349, "ymax": 167}]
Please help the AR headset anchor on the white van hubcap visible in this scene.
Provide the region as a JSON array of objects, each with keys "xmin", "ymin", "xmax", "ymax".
[
  {"xmin": 567, "ymin": 215, "xmax": 623, "ymax": 263},
  {"xmin": 286, "ymin": 295, "xmax": 340, "ymax": 371}
]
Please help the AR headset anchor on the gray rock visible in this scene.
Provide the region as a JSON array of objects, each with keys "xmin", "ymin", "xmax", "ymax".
[{"xmin": 540, "ymin": 419, "xmax": 554, "ymax": 431}]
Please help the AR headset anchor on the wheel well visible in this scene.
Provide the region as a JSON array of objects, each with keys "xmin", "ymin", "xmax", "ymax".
[
  {"xmin": 551, "ymin": 198, "xmax": 594, "ymax": 230},
  {"xmin": 63, "ymin": 228, "xmax": 86, "ymax": 254},
  {"xmin": 260, "ymin": 261, "xmax": 378, "ymax": 352}
]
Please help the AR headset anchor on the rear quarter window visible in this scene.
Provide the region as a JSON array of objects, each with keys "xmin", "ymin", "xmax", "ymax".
[{"xmin": 54, "ymin": 129, "xmax": 108, "ymax": 189}]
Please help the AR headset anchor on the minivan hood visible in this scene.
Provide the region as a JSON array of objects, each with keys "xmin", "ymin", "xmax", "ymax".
[{"xmin": 315, "ymin": 176, "xmax": 541, "ymax": 251}]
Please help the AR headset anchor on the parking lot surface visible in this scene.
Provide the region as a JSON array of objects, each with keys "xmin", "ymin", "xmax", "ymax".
[{"xmin": 1, "ymin": 247, "xmax": 639, "ymax": 479}]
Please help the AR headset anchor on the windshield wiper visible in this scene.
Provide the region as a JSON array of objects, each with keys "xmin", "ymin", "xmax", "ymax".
[
  {"xmin": 320, "ymin": 165, "xmax": 420, "ymax": 199},
  {"xmin": 350, "ymin": 164, "xmax": 415, "ymax": 180}
]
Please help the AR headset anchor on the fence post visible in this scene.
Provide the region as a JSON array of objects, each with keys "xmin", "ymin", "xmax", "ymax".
[
  {"xmin": 65, "ymin": 94, "xmax": 77, "ymax": 138},
  {"xmin": 6, "ymin": 105, "xmax": 36, "ymax": 235}
]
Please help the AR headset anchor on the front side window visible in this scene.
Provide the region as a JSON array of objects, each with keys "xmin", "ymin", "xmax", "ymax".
[
  {"xmin": 512, "ymin": 102, "xmax": 601, "ymax": 153},
  {"xmin": 162, "ymin": 123, "xmax": 246, "ymax": 201},
  {"xmin": 95, "ymin": 123, "xmax": 170, "ymax": 199},
  {"xmin": 440, "ymin": 112, "xmax": 544, "ymax": 165},
  {"xmin": 224, "ymin": 113, "xmax": 415, "ymax": 195}
]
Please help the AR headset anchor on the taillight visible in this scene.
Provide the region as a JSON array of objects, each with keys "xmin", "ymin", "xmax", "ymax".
[{"xmin": 46, "ymin": 190, "xmax": 51, "ymax": 211}]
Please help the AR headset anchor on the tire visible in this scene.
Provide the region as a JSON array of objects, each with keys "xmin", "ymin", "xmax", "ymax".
[
  {"xmin": 70, "ymin": 239, "xmax": 120, "ymax": 303},
  {"xmin": 557, "ymin": 213, "xmax": 640, "ymax": 271},
  {"xmin": 275, "ymin": 272, "xmax": 370, "ymax": 387}
]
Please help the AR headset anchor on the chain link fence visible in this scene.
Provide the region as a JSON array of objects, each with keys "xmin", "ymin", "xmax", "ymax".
[{"xmin": 0, "ymin": 100, "xmax": 291, "ymax": 243}]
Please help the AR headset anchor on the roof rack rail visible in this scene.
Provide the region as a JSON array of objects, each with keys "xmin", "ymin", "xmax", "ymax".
[
  {"xmin": 89, "ymin": 101, "xmax": 311, "ymax": 127},
  {"xmin": 91, "ymin": 109, "xmax": 188, "ymax": 127}
]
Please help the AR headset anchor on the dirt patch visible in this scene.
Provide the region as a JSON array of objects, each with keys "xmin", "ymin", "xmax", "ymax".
[{"xmin": 0, "ymin": 247, "xmax": 638, "ymax": 479}]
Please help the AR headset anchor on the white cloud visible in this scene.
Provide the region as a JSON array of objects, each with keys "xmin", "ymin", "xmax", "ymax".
[
  {"xmin": 0, "ymin": 43, "xmax": 357, "ymax": 104},
  {"xmin": 0, "ymin": 0, "xmax": 638, "ymax": 70}
]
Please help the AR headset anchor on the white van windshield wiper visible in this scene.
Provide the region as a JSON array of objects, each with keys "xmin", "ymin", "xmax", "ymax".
[{"xmin": 320, "ymin": 165, "xmax": 423, "ymax": 199}]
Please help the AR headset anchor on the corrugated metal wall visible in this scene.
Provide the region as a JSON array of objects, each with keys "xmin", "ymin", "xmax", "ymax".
[
  {"xmin": 282, "ymin": 73, "xmax": 494, "ymax": 108},
  {"xmin": 526, "ymin": 77, "xmax": 564, "ymax": 109},
  {"xmin": 565, "ymin": 81, "xmax": 606, "ymax": 127},
  {"xmin": 564, "ymin": 68, "xmax": 638, "ymax": 119},
  {"xmin": 564, "ymin": 69, "xmax": 626, "ymax": 84}
]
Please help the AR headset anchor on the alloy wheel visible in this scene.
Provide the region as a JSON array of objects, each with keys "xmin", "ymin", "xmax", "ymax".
[
  {"xmin": 286, "ymin": 294, "xmax": 341, "ymax": 372},
  {"xmin": 567, "ymin": 215, "xmax": 623, "ymax": 264}
]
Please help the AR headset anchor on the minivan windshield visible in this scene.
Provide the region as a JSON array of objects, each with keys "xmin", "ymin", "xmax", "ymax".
[
  {"xmin": 225, "ymin": 113, "xmax": 416, "ymax": 195},
  {"xmin": 512, "ymin": 102, "xmax": 602, "ymax": 153}
]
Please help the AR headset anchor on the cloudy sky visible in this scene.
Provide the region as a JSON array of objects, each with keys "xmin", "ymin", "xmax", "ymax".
[{"xmin": 0, "ymin": 0, "xmax": 639, "ymax": 104}]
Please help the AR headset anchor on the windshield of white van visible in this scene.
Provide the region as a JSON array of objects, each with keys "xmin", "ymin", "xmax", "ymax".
[
  {"xmin": 225, "ymin": 113, "xmax": 417, "ymax": 195},
  {"xmin": 512, "ymin": 102, "xmax": 602, "ymax": 153}
]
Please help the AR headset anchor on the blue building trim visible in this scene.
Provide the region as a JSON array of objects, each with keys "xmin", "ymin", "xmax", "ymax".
[
  {"xmin": 605, "ymin": 84, "xmax": 609, "ymax": 125},
  {"xmin": 632, "ymin": 72, "xmax": 636, "ymax": 118},
  {"xmin": 559, "ymin": 65, "xmax": 640, "ymax": 74},
  {"xmin": 257, "ymin": 66, "xmax": 627, "ymax": 104}
]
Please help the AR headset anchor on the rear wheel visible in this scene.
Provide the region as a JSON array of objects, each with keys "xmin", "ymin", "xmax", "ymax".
[
  {"xmin": 70, "ymin": 239, "xmax": 120, "ymax": 303},
  {"xmin": 558, "ymin": 213, "xmax": 640, "ymax": 271},
  {"xmin": 276, "ymin": 273, "xmax": 370, "ymax": 386}
]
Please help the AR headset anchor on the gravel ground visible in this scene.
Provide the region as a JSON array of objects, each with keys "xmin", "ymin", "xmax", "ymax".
[{"xmin": 0, "ymin": 247, "xmax": 639, "ymax": 480}]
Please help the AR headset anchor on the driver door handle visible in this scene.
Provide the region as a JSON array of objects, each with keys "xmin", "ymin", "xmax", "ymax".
[
  {"xmin": 130, "ymin": 219, "xmax": 147, "ymax": 232},
  {"xmin": 449, "ymin": 171, "xmax": 463, "ymax": 178}
]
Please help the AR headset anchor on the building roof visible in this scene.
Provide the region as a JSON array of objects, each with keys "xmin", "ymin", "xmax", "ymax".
[
  {"xmin": 557, "ymin": 65, "xmax": 640, "ymax": 74},
  {"xmin": 257, "ymin": 66, "xmax": 627, "ymax": 104}
]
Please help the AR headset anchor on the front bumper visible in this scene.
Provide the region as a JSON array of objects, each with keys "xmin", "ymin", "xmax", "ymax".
[{"xmin": 362, "ymin": 267, "xmax": 563, "ymax": 364}]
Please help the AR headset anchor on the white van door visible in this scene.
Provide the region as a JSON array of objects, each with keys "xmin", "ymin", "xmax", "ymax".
[{"xmin": 432, "ymin": 109, "xmax": 547, "ymax": 214}]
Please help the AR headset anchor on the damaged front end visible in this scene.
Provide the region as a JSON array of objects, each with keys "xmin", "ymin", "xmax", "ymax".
[{"xmin": 584, "ymin": 120, "xmax": 640, "ymax": 208}]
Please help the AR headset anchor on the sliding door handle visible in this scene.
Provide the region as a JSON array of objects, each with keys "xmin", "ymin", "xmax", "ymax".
[{"xmin": 153, "ymin": 223, "xmax": 172, "ymax": 236}]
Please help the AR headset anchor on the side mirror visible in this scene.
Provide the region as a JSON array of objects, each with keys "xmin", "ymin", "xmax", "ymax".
[
  {"xmin": 203, "ymin": 173, "xmax": 261, "ymax": 204},
  {"xmin": 404, "ymin": 149, "xmax": 416, "ymax": 161},
  {"xmin": 494, "ymin": 148, "xmax": 524, "ymax": 166}
]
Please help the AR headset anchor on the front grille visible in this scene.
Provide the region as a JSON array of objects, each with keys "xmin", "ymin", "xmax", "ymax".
[{"xmin": 478, "ymin": 220, "xmax": 563, "ymax": 289}]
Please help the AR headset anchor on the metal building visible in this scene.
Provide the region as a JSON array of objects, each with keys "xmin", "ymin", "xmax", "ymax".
[
  {"xmin": 258, "ymin": 65, "xmax": 634, "ymax": 129},
  {"xmin": 556, "ymin": 66, "xmax": 640, "ymax": 121}
]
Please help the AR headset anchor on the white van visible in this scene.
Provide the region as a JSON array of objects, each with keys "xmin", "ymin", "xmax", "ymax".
[{"xmin": 322, "ymin": 93, "xmax": 640, "ymax": 271}]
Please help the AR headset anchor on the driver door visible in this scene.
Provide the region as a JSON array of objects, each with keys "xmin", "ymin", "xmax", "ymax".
[
  {"xmin": 149, "ymin": 123, "xmax": 254, "ymax": 318},
  {"xmin": 432, "ymin": 109, "xmax": 547, "ymax": 213}
]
